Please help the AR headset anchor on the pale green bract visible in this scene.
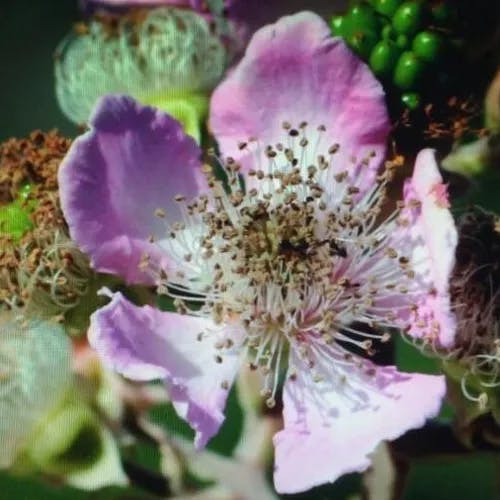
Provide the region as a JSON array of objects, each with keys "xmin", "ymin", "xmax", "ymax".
[
  {"xmin": 55, "ymin": 7, "xmax": 226, "ymax": 126},
  {"xmin": 0, "ymin": 313, "xmax": 71, "ymax": 468}
]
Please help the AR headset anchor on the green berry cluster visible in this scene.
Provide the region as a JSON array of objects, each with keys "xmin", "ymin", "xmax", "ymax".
[{"xmin": 331, "ymin": 1, "xmax": 458, "ymax": 109}]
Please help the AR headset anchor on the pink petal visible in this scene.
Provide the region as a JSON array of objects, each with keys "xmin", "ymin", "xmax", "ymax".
[
  {"xmin": 399, "ymin": 149, "xmax": 457, "ymax": 346},
  {"xmin": 58, "ymin": 94, "xmax": 205, "ymax": 284},
  {"xmin": 273, "ymin": 353, "xmax": 445, "ymax": 494},
  {"xmin": 210, "ymin": 12, "xmax": 389, "ymax": 194},
  {"xmin": 410, "ymin": 149, "xmax": 457, "ymax": 295},
  {"xmin": 89, "ymin": 290, "xmax": 244, "ymax": 448}
]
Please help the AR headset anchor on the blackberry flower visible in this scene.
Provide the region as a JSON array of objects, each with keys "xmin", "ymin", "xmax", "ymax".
[{"xmin": 59, "ymin": 13, "xmax": 458, "ymax": 493}]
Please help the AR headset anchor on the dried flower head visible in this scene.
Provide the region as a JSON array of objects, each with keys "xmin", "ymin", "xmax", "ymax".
[
  {"xmin": 448, "ymin": 208, "xmax": 500, "ymax": 407},
  {"xmin": 0, "ymin": 131, "xmax": 92, "ymax": 320}
]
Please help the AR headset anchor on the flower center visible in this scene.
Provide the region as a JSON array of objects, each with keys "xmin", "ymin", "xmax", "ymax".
[{"xmin": 151, "ymin": 122, "xmax": 418, "ymax": 406}]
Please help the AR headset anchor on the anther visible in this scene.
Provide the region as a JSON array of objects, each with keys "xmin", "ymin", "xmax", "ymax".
[
  {"xmin": 386, "ymin": 248, "xmax": 398, "ymax": 259},
  {"xmin": 381, "ymin": 332, "xmax": 391, "ymax": 343},
  {"xmin": 334, "ymin": 171, "xmax": 348, "ymax": 182},
  {"xmin": 328, "ymin": 144, "xmax": 340, "ymax": 154}
]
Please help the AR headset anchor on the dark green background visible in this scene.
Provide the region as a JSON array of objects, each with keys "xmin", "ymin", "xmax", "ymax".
[
  {"xmin": 0, "ymin": 0, "xmax": 81, "ymax": 141},
  {"xmin": 0, "ymin": 0, "xmax": 343, "ymax": 142}
]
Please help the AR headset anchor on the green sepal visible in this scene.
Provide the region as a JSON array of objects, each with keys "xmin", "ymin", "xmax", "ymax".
[
  {"xmin": 139, "ymin": 91, "xmax": 209, "ymax": 144},
  {"xmin": 443, "ymin": 360, "xmax": 500, "ymax": 420},
  {"xmin": 23, "ymin": 400, "xmax": 103, "ymax": 475},
  {"xmin": 441, "ymin": 137, "xmax": 490, "ymax": 179}
]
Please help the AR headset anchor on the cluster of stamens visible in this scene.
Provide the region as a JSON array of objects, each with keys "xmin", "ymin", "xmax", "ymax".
[{"xmin": 146, "ymin": 122, "xmax": 423, "ymax": 407}]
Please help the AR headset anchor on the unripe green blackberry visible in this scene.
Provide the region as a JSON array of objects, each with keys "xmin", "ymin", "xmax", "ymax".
[
  {"xmin": 392, "ymin": 1, "xmax": 425, "ymax": 36},
  {"xmin": 369, "ymin": 40, "xmax": 401, "ymax": 77},
  {"xmin": 372, "ymin": 0, "xmax": 402, "ymax": 17},
  {"xmin": 331, "ymin": 1, "xmax": 463, "ymax": 110}
]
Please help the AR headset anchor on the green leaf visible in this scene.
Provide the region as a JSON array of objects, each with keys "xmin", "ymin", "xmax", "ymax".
[
  {"xmin": 459, "ymin": 169, "xmax": 500, "ymax": 214},
  {"xmin": 402, "ymin": 453, "xmax": 499, "ymax": 500},
  {"xmin": 123, "ymin": 442, "xmax": 161, "ymax": 474},
  {"xmin": 148, "ymin": 384, "xmax": 244, "ymax": 457},
  {"xmin": 395, "ymin": 337, "xmax": 455, "ymax": 419},
  {"xmin": 280, "ymin": 472, "xmax": 361, "ymax": 499},
  {"xmin": 0, "ymin": 470, "xmax": 152, "ymax": 499},
  {"xmin": 149, "ymin": 403, "xmax": 194, "ymax": 443},
  {"xmin": 205, "ymin": 385, "xmax": 244, "ymax": 457},
  {"xmin": 27, "ymin": 404, "xmax": 103, "ymax": 475},
  {"xmin": 395, "ymin": 336, "xmax": 440, "ymax": 375},
  {"xmin": 0, "ymin": 470, "xmax": 86, "ymax": 500}
]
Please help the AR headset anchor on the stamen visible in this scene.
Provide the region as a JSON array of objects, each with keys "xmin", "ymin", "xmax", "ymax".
[{"xmin": 150, "ymin": 121, "xmax": 425, "ymax": 403}]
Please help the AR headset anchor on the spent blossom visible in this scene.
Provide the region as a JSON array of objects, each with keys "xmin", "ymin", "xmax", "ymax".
[
  {"xmin": 55, "ymin": 6, "xmax": 226, "ymax": 139},
  {"xmin": 442, "ymin": 208, "xmax": 500, "ymax": 412},
  {"xmin": 0, "ymin": 131, "xmax": 94, "ymax": 329},
  {"xmin": 59, "ymin": 13, "xmax": 458, "ymax": 493}
]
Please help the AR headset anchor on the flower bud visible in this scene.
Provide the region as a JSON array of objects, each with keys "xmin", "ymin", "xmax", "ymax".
[
  {"xmin": 0, "ymin": 312, "xmax": 72, "ymax": 469},
  {"xmin": 55, "ymin": 7, "xmax": 226, "ymax": 140}
]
